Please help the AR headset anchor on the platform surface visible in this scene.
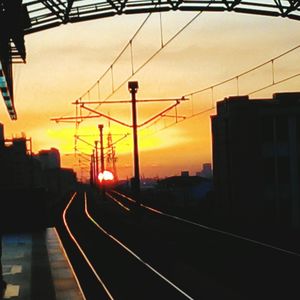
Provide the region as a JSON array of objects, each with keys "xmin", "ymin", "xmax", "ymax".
[{"xmin": 2, "ymin": 228, "xmax": 85, "ymax": 300}]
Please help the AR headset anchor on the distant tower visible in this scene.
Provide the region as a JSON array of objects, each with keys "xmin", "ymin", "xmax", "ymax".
[{"xmin": 106, "ymin": 131, "xmax": 118, "ymax": 181}]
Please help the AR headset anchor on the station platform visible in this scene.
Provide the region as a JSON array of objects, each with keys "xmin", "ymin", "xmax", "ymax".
[{"xmin": 2, "ymin": 228, "xmax": 85, "ymax": 300}]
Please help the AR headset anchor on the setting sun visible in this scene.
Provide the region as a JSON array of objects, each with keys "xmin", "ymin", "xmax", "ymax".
[{"xmin": 98, "ymin": 170, "xmax": 115, "ymax": 183}]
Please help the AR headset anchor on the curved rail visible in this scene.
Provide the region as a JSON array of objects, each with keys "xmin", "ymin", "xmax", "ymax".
[
  {"xmin": 84, "ymin": 192, "xmax": 195, "ymax": 300},
  {"xmin": 24, "ymin": 0, "xmax": 300, "ymax": 34},
  {"xmin": 62, "ymin": 190, "xmax": 196, "ymax": 299},
  {"xmin": 62, "ymin": 192, "xmax": 115, "ymax": 300},
  {"xmin": 109, "ymin": 189, "xmax": 300, "ymax": 258}
]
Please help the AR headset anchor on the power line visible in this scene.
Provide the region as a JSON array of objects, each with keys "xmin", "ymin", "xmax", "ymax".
[
  {"xmin": 140, "ymin": 43, "xmax": 300, "ymax": 138},
  {"xmin": 184, "ymin": 43, "xmax": 300, "ymax": 98},
  {"xmin": 73, "ymin": 9, "xmax": 208, "ymax": 119},
  {"xmin": 52, "ymin": 12, "xmax": 300, "ymax": 160}
]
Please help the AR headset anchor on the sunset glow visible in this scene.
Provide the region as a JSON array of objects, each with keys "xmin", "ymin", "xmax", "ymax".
[
  {"xmin": 98, "ymin": 171, "xmax": 114, "ymax": 183},
  {"xmin": 1, "ymin": 11, "xmax": 300, "ymax": 181}
]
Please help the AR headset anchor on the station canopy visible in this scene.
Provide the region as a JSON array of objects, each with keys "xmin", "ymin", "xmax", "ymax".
[{"xmin": 1, "ymin": 0, "xmax": 300, "ymax": 120}]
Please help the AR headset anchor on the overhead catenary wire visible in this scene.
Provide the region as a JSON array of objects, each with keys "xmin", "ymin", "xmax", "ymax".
[
  {"xmin": 53, "ymin": 7, "xmax": 210, "ymax": 161},
  {"xmin": 184, "ymin": 43, "xmax": 300, "ymax": 98},
  {"xmin": 77, "ymin": 11, "xmax": 155, "ymax": 102},
  {"xmin": 99, "ymin": 10, "xmax": 207, "ymax": 102},
  {"xmin": 75, "ymin": 9, "xmax": 208, "ymax": 117},
  {"xmin": 52, "ymin": 11, "xmax": 300, "ymax": 172},
  {"xmin": 67, "ymin": 9, "xmax": 210, "ymax": 160},
  {"xmin": 140, "ymin": 40, "xmax": 300, "ymax": 137},
  {"xmin": 73, "ymin": 6, "xmax": 300, "ymax": 140}
]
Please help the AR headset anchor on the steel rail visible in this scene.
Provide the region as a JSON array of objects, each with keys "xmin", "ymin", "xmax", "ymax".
[
  {"xmin": 84, "ymin": 192, "xmax": 195, "ymax": 300},
  {"xmin": 62, "ymin": 192, "xmax": 115, "ymax": 300},
  {"xmin": 106, "ymin": 192, "xmax": 131, "ymax": 211},
  {"xmin": 53, "ymin": 227, "xmax": 87, "ymax": 300},
  {"xmin": 109, "ymin": 189, "xmax": 300, "ymax": 258}
]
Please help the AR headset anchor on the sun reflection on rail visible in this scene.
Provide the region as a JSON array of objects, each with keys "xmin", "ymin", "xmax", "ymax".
[{"xmin": 62, "ymin": 192, "xmax": 115, "ymax": 300}]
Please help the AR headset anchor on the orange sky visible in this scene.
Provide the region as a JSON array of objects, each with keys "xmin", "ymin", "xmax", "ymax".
[{"xmin": 1, "ymin": 11, "xmax": 300, "ymax": 180}]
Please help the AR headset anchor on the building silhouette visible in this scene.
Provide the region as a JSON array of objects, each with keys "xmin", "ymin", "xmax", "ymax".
[
  {"xmin": 37, "ymin": 148, "xmax": 61, "ymax": 169},
  {"xmin": 35, "ymin": 148, "xmax": 76, "ymax": 200},
  {"xmin": 0, "ymin": 127, "xmax": 42, "ymax": 190},
  {"xmin": 196, "ymin": 163, "xmax": 213, "ymax": 179},
  {"xmin": 0, "ymin": 124, "xmax": 45, "ymax": 231},
  {"xmin": 211, "ymin": 92, "xmax": 300, "ymax": 229},
  {"xmin": 157, "ymin": 175, "xmax": 212, "ymax": 208},
  {"xmin": 0, "ymin": 124, "xmax": 77, "ymax": 231}
]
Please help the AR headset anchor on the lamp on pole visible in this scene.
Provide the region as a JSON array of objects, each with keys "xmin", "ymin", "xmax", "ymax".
[
  {"xmin": 128, "ymin": 81, "xmax": 140, "ymax": 205},
  {"xmin": 52, "ymin": 81, "xmax": 186, "ymax": 202}
]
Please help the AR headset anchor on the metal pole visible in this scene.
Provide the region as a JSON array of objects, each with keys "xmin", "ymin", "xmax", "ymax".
[
  {"xmin": 95, "ymin": 141, "xmax": 99, "ymax": 177},
  {"xmin": 90, "ymin": 156, "xmax": 93, "ymax": 185},
  {"xmin": 98, "ymin": 124, "xmax": 106, "ymax": 199},
  {"xmin": 92, "ymin": 149, "xmax": 96, "ymax": 184},
  {"xmin": 98, "ymin": 124, "xmax": 105, "ymax": 173},
  {"xmin": 128, "ymin": 81, "xmax": 140, "ymax": 205}
]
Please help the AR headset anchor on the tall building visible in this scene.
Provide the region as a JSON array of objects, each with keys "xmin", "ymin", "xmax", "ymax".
[
  {"xmin": 0, "ymin": 135, "xmax": 42, "ymax": 189},
  {"xmin": 211, "ymin": 92, "xmax": 300, "ymax": 228},
  {"xmin": 36, "ymin": 148, "xmax": 61, "ymax": 196},
  {"xmin": 37, "ymin": 148, "xmax": 61, "ymax": 169}
]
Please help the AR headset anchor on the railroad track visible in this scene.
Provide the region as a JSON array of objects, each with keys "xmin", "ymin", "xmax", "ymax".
[
  {"xmin": 56, "ymin": 189, "xmax": 300, "ymax": 300},
  {"xmin": 105, "ymin": 189, "xmax": 300, "ymax": 299},
  {"xmin": 57, "ymin": 191, "xmax": 196, "ymax": 300},
  {"xmin": 108, "ymin": 189, "xmax": 300, "ymax": 257}
]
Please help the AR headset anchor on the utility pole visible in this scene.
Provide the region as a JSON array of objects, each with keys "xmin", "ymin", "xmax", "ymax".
[
  {"xmin": 128, "ymin": 81, "xmax": 141, "ymax": 205},
  {"xmin": 107, "ymin": 132, "xmax": 118, "ymax": 181},
  {"xmin": 94, "ymin": 141, "xmax": 99, "ymax": 177},
  {"xmin": 98, "ymin": 124, "xmax": 105, "ymax": 173},
  {"xmin": 98, "ymin": 124, "xmax": 106, "ymax": 199},
  {"xmin": 90, "ymin": 154, "xmax": 94, "ymax": 185},
  {"xmin": 52, "ymin": 82, "xmax": 187, "ymax": 202},
  {"xmin": 92, "ymin": 149, "xmax": 96, "ymax": 185}
]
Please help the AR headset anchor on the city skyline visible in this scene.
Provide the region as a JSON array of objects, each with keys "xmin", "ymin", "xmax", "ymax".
[{"xmin": 1, "ymin": 11, "xmax": 300, "ymax": 179}]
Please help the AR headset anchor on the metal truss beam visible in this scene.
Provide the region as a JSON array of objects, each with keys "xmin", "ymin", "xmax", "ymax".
[
  {"xmin": 40, "ymin": 0, "xmax": 66, "ymax": 22},
  {"xmin": 0, "ymin": 0, "xmax": 31, "ymax": 120},
  {"xmin": 2, "ymin": 0, "xmax": 300, "ymax": 120},
  {"xmin": 23, "ymin": 0, "xmax": 300, "ymax": 35},
  {"xmin": 64, "ymin": 0, "xmax": 74, "ymax": 21}
]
